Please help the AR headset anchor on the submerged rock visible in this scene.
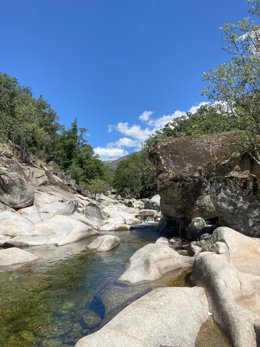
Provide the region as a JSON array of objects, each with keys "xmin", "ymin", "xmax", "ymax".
[{"xmin": 88, "ymin": 235, "xmax": 120, "ymax": 252}]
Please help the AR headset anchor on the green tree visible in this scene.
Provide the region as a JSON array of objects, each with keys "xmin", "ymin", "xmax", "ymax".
[
  {"xmin": 86, "ymin": 179, "xmax": 110, "ymax": 198},
  {"xmin": 113, "ymin": 150, "xmax": 156, "ymax": 198},
  {"xmin": 202, "ymin": 0, "xmax": 260, "ymax": 163},
  {"xmin": 145, "ymin": 104, "xmax": 246, "ymax": 150}
]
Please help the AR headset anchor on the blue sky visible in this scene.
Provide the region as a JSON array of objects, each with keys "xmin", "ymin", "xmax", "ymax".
[{"xmin": 0, "ymin": 0, "xmax": 249, "ymax": 160}]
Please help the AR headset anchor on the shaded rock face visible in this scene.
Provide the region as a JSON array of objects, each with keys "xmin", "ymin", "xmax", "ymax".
[
  {"xmin": 0, "ymin": 157, "xmax": 34, "ymax": 209},
  {"xmin": 151, "ymin": 132, "xmax": 259, "ymax": 237},
  {"xmin": 210, "ymin": 172, "xmax": 260, "ymax": 237}
]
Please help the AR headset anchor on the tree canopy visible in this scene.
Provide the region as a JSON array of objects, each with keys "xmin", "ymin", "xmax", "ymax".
[{"xmin": 0, "ymin": 73, "xmax": 109, "ymax": 188}]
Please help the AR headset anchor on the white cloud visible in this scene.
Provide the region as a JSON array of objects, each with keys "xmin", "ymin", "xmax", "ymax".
[
  {"xmin": 115, "ymin": 122, "xmax": 154, "ymax": 141},
  {"xmin": 148, "ymin": 110, "xmax": 185, "ymax": 128},
  {"xmin": 94, "ymin": 147, "xmax": 129, "ymax": 161},
  {"xmin": 188, "ymin": 102, "xmax": 209, "ymax": 114},
  {"xmin": 139, "ymin": 110, "xmax": 154, "ymax": 122},
  {"xmin": 99, "ymin": 102, "xmax": 214, "ymax": 161},
  {"xmin": 108, "ymin": 137, "xmax": 140, "ymax": 149}
]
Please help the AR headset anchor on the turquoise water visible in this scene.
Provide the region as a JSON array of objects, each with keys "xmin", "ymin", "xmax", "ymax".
[{"xmin": 0, "ymin": 228, "xmax": 191, "ymax": 347}]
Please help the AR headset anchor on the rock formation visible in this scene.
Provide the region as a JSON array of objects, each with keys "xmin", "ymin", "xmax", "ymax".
[{"xmin": 150, "ymin": 131, "xmax": 259, "ymax": 237}]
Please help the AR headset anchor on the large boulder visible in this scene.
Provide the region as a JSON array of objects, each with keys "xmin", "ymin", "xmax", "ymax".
[
  {"xmin": 9, "ymin": 215, "xmax": 98, "ymax": 246},
  {"xmin": 0, "ymin": 247, "xmax": 39, "ymax": 265},
  {"xmin": 75, "ymin": 287, "xmax": 209, "ymax": 347},
  {"xmin": 88, "ymin": 235, "xmax": 120, "ymax": 252},
  {"xmin": 150, "ymin": 132, "xmax": 259, "ymax": 237},
  {"xmin": 119, "ymin": 237, "xmax": 192, "ymax": 284}
]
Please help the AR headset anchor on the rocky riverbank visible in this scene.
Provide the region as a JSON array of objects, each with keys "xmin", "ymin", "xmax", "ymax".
[
  {"xmin": 1, "ymin": 132, "xmax": 260, "ymax": 347},
  {"xmin": 76, "ymin": 227, "xmax": 260, "ymax": 347},
  {"xmin": 0, "ymin": 142, "xmax": 160, "ymax": 265}
]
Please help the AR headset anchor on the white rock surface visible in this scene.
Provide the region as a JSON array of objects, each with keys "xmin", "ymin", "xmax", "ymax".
[
  {"xmin": 119, "ymin": 238, "xmax": 193, "ymax": 284},
  {"xmin": 75, "ymin": 287, "xmax": 209, "ymax": 347},
  {"xmin": 33, "ymin": 186, "xmax": 78, "ymax": 221},
  {"xmin": 0, "ymin": 247, "xmax": 39, "ymax": 265},
  {"xmin": 192, "ymin": 227, "xmax": 260, "ymax": 347},
  {"xmin": 9, "ymin": 215, "xmax": 98, "ymax": 247},
  {"xmin": 0, "ymin": 210, "xmax": 33, "ymax": 236},
  {"xmin": 88, "ymin": 235, "xmax": 120, "ymax": 252}
]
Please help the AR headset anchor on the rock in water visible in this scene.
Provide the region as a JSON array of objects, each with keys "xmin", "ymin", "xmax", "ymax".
[
  {"xmin": 0, "ymin": 247, "xmax": 39, "ymax": 265},
  {"xmin": 88, "ymin": 235, "xmax": 120, "ymax": 252},
  {"xmin": 8, "ymin": 215, "xmax": 98, "ymax": 246},
  {"xmin": 119, "ymin": 238, "xmax": 192, "ymax": 284},
  {"xmin": 75, "ymin": 287, "xmax": 209, "ymax": 347}
]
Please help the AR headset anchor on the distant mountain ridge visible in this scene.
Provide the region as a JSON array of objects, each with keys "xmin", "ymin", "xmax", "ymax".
[{"xmin": 104, "ymin": 153, "xmax": 136, "ymax": 171}]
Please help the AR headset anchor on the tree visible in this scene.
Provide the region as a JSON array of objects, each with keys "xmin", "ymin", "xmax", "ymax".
[
  {"xmin": 145, "ymin": 104, "xmax": 246, "ymax": 150},
  {"xmin": 113, "ymin": 150, "xmax": 156, "ymax": 198},
  {"xmin": 86, "ymin": 179, "xmax": 110, "ymax": 198},
  {"xmin": 202, "ymin": 0, "xmax": 260, "ymax": 163}
]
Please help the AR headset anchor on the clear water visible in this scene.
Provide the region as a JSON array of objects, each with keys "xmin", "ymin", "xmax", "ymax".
[{"xmin": 0, "ymin": 228, "xmax": 191, "ymax": 347}]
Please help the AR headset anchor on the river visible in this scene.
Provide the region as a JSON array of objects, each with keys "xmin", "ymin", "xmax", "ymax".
[{"xmin": 0, "ymin": 227, "xmax": 191, "ymax": 347}]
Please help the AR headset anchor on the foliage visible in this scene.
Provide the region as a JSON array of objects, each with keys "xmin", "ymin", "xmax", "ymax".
[
  {"xmin": 202, "ymin": 0, "xmax": 260, "ymax": 162},
  {"xmin": 0, "ymin": 73, "xmax": 60, "ymax": 159},
  {"xmin": 0, "ymin": 73, "xmax": 109, "ymax": 187},
  {"xmin": 113, "ymin": 150, "xmax": 156, "ymax": 198},
  {"xmin": 145, "ymin": 104, "xmax": 249, "ymax": 149},
  {"xmin": 86, "ymin": 178, "xmax": 110, "ymax": 198}
]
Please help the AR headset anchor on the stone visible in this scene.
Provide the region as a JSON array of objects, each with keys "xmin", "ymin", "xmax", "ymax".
[
  {"xmin": 84, "ymin": 201, "xmax": 107, "ymax": 220},
  {"xmin": 144, "ymin": 194, "xmax": 160, "ymax": 211},
  {"xmin": 0, "ymin": 210, "xmax": 33, "ymax": 236},
  {"xmin": 9, "ymin": 215, "xmax": 98, "ymax": 247},
  {"xmin": 88, "ymin": 235, "xmax": 120, "ymax": 252},
  {"xmin": 210, "ymin": 172, "xmax": 260, "ymax": 236},
  {"xmin": 150, "ymin": 132, "xmax": 259, "ymax": 236},
  {"xmin": 70, "ymin": 212, "xmax": 99, "ymax": 230},
  {"xmin": 0, "ymin": 157, "xmax": 34, "ymax": 209},
  {"xmin": 75, "ymin": 287, "xmax": 210, "ymax": 347},
  {"xmin": 33, "ymin": 186, "xmax": 78, "ymax": 221},
  {"xmin": 114, "ymin": 224, "xmax": 129, "ymax": 231},
  {"xmin": 0, "ymin": 247, "xmax": 39, "ymax": 265},
  {"xmin": 119, "ymin": 238, "xmax": 193, "ymax": 284},
  {"xmin": 191, "ymin": 226, "xmax": 260, "ymax": 347},
  {"xmin": 24, "ymin": 166, "xmax": 48, "ymax": 186}
]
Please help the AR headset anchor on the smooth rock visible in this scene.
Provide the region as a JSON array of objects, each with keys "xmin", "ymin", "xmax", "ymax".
[
  {"xmin": 9, "ymin": 215, "xmax": 98, "ymax": 246},
  {"xmin": 191, "ymin": 227, "xmax": 260, "ymax": 347},
  {"xmin": 34, "ymin": 186, "xmax": 78, "ymax": 221},
  {"xmin": 0, "ymin": 210, "xmax": 33, "ymax": 236},
  {"xmin": 119, "ymin": 238, "xmax": 192, "ymax": 284},
  {"xmin": 88, "ymin": 235, "xmax": 120, "ymax": 252},
  {"xmin": 0, "ymin": 247, "xmax": 39, "ymax": 265},
  {"xmin": 75, "ymin": 287, "xmax": 209, "ymax": 347}
]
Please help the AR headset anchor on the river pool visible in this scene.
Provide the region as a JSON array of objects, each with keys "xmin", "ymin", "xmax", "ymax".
[{"xmin": 0, "ymin": 227, "xmax": 191, "ymax": 347}]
